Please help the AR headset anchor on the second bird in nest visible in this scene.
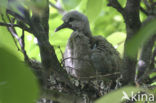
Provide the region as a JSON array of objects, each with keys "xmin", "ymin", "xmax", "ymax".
[{"xmin": 55, "ymin": 10, "xmax": 121, "ymax": 79}]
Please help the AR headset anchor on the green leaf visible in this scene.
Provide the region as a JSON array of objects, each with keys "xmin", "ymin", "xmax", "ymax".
[
  {"xmin": 107, "ymin": 32, "xmax": 126, "ymax": 55},
  {"xmin": 0, "ymin": 0, "xmax": 8, "ymax": 15},
  {"xmin": 151, "ymin": 82, "xmax": 156, "ymax": 86},
  {"xmin": 107, "ymin": 32, "xmax": 126, "ymax": 45},
  {"xmin": 149, "ymin": 72, "xmax": 156, "ymax": 79},
  {"xmin": 118, "ymin": 0, "xmax": 126, "ymax": 7},
  {"xmin": 125, "ymin": 18, "xmax": 156, "ymax": 57},
  {"xmin": 77, "ymin": 0, "xmax": 88, "ymax": 12},
  {"xmin": 86, "ymin": 0, "xmax": 103, "ymax": 22},
  {"xmin": 0, "ymin": 26, "xmax": 23, "ymax": 59},
  {"xmin": 61, "ymin": 0, "xmax": 81, "ymax": 10},
  {"xmin": 95, "ymin": 86, "xmax": 140, "ymax": 103},
  {"xmin": 0, "ymin": 48, "xmax": 39, "ymax": 103}
]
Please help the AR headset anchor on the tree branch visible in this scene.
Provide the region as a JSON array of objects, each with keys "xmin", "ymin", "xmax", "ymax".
[
  {"xmin": 140, "ymin": 6, "xmax": 149, "ymax": 15},
  {"xmin": 107, "ymin": 0, "xmax": 142, "ymax": 85},
  {"xmin": 28, "ymin": 0, "xmax": 73, "ymax": 89},
  {"xmin": 107, "ymin": 0, "xmax": 124, "ymax": 15},
  {"xmin": 2, "ymin": 13, "xmax": 47, "ymax": 87},
  {"xmin": 0, "ymin": 22, "xmax": 18, "ymax": 27},
  {"xmin": 150, "ymin": 47, "xmax": 156, "ymax": 70},
  {"xmin": 143, "ymin": 0, "xmax": 151, "ymax": 9},
  {"xmin": 0, "ymin": 21, "xmax": 32, "ymax": 33},
  {"xmin": 135, "ymin": 35, "xmax": 156, "ymax": 84}
]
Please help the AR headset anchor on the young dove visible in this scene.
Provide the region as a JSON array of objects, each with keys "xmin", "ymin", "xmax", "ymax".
[{"xmin": 55, "ymin": 11, "xmax": 121, "ymax": 79}]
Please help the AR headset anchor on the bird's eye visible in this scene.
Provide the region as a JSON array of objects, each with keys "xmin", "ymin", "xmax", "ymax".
[{"xmin": 69, "ymin": 17, "xmax": 74, "ymax": 22}]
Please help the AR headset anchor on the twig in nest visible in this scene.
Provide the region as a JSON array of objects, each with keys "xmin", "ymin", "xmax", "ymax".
[
  {"xmin": 61, "ymin": 57, "xmax": 92, "ymax": 66},
  {"xmin": 58, "ymin": 46, "xmax": 65, "ymax": 67},
  {"xmin": 20, "ymin": 29, "xmax": 29, "ymax": 61},
  {"xmin": 58, "ymin": 46, "xmax": 64, "ymax": 59},
  {"xmin": 79, "ymin": 72, "xmax": 121, "ymax": 79}
]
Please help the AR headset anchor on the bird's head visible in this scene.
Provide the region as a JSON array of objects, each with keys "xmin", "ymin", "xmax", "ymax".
[{"xmin": 55, "ymin": 11, "xmax": 91, "ymax": 36}]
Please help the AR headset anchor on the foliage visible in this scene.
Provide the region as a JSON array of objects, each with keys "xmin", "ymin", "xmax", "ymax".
[
  {"xmin": 126, "ymin": 18, "xmax": 156, "ymax": 57},
  {"xmin": 0, "ymin": 48, "xmax": 39, "ymax": 103},
  {"xmin": 0, "ymin": 0, "xmax": 156, "ymax": 103}
]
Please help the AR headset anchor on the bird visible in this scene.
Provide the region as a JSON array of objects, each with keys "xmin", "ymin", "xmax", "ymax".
[{"xmin": 55, "ymin": 10, "xmax": 121, "ymax": 79}]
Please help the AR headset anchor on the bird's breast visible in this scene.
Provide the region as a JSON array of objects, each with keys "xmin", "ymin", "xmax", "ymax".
[{"xmin": 63, "ymin": 32, "xmax": 95, "ymax": 77}]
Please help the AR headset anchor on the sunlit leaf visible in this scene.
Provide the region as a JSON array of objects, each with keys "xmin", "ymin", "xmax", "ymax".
[
  {"xmin": 0, "ymin": 48, "xmax": 39, "ymax": 103},
  {"xmin": 118, "ymin": 0, "xmax": 126, "ymax": 7},
  {"xmin": 107, "ymin": 32, "xmax": 126, "ymax": 55},
  {"xmin": 61, "ymin": 0, "xmax": 81, "ymax": 10},
  {"xmin": 151, "ymin": 82, "xmax": 156, "ymax": 86},
  {"xmin": 149, "ymin": 72, "xmax": 156, "ymax": 79},
  {"xmin": 86, "ymin": 0, "xmax": 103, "ymax": 22},
  {"xmin": 0, "ymin": 0, "xmax": 8, "ymax": 15},
  {"xmin": 107, "ymin": 32, "xmax": 126, "ymax": 45},
  {"xmin": 0, "ymin": 26, "xmax": 23, "ymax": 59},
  {"xmin": 77, "ymin": 0, "xmax": 88, "ymax": 12}
]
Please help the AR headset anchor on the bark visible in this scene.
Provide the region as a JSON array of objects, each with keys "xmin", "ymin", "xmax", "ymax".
[
  {"xmin": 29, "ymin": 0, "xmax": 71, "ymax": 88},
  {"xmin": 122, "ymin": 0, "xmax": 141, "ymax": 85},
  {"xmin": 108, "ymin": 0, "xmax": 141, "ymax": 85}
]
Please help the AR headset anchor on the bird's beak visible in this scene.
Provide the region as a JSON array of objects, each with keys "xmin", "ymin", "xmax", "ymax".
[{"xmin": 55, "ymin": 23, "xmax": 69, "ymax": 32}]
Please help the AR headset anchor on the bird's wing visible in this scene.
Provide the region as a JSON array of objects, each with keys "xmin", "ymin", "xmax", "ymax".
[{"xmin": 91, "ymin": 36, "xmax": 121, "ymax": 74}]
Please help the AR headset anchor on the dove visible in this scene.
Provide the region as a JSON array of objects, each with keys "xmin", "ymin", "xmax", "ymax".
[{"xmin": 55, "ymin": 10, "xmax": 121, "ymax": 79}]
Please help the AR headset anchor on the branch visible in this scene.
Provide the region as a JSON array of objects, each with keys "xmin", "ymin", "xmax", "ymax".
[
  {"xmin": 135, "ymin": 69, "xmax": 156, "ymax": 86},
  {"xmin": 121, "ymin": 0, "xmax": 141, "ymax": 85},
  {"xmin": 1, "ymin": 14, "xmax": 46, "ymax": 86},
  {"xmin": 79, "ymin": 72, "xmax": 120, "ymax": 79},
  {"xmin": 6, "ymin": 9, "xmax": 25, "ymax": 21},
  {"xmin": 150, "ymin": 47, "xmax": 156, "ymax": 69},
  {"xmin": 5, "ymin": 14, "xmax": 30, "ymax": 63},
  {"xmin": 135, "ymin": 35, "xmax": 156, "ymax": 84},
  {"xmin": 6, "ymin": 9, "xmax": 31, "ymax": 25},
  {"xmin": 0, "ymin": 21, "xmax": 32, "ymax": 33},
  {"xmin": 0, "ymin": 22, "xmax": 18, "ymax": 27},
  {"xmin": 8, "ymin": 24, "xmax": 45, "ymax": 85},
  {"xmin": 143, "ymin": 0, "xmax": 151, "ymax": 9},
  {"xmin": 6, "ymin": 0, "xmax": 74, "ymax": 91},
  {"xmin": 107, "ymin": 0, "xmax": 124, "ymax": 15},
  {"xmin": 29, "ymin": 0, "xmax": 73, "ymax": 89},
  {"xmin": 140, "ymin": 6, "xmax": 149, "ymax": 15}
]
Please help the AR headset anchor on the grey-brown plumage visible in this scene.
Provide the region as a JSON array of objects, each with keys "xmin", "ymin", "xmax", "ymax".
[{"xmin": 55, "ymin": 11, "xmax": 121, "ymax": 79}]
